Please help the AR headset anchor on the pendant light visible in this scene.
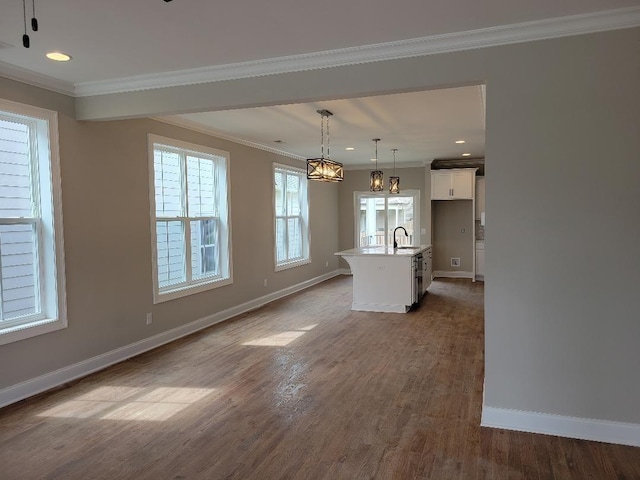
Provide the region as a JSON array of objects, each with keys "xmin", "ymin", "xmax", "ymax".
[
  {"xmin": 389, "ymin": 148, "xmax": 400, "ymax": 194},
  {"xmin": 21, "ymin": 0, "xmax": 39, "ymax": 48},
  {"xmin": 370, "ymin": 138, "xmax": 383, "ymax": 192},
  {"xmin": 22, "ymin": 0, "xmax": 30, "ymax": 47},
  {"xmin": 31, "ymin": 0, "xmax": 39, "ymax": 31},
  {"xmin": 306, "ymin": 109, "xmax": 344, "ymax": 182}
]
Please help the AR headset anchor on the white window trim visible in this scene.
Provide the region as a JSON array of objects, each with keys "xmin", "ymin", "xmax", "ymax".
[
  {"xmin": 273, "ymin": 163, "xmax": 310, "ymax": 272},
  {"xmin": 148, "ymin": 134, "xmax": 233, "ymax": 304},
  {"xmin": 353, "ymin": 190, "xmax": 421, "ymax": 248},
  {"xmin": 0, "ymin": 99, "xmax": 67, "ymax": 345}
]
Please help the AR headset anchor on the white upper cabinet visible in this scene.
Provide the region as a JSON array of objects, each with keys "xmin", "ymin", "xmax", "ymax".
[
  {"xmin": 431, "ymin": 171, "xmax": 453, "ymax": 199},
  {"xmin": 431, "ymin": 169, "xmax": 475, "ymax": 200}
]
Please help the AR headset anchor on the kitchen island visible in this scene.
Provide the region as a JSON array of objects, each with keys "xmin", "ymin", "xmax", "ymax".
[{"xmin": 335, "ymin": 245, "xmax": 432, "ymax": 313}]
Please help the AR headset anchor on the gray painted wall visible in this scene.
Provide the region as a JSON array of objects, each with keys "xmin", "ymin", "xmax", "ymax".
[
  {"xmin": 0, "ymin": 83, "xmax": 340, "ymax": 388},
  {"xmin": 483, "ymin": 29, "xmax": 640, "ymax": 423},
  {"xmin": 432, "ymin": 201, "xmax": 474, "ymax": 272},
  {"xmin": 2, "ymin": 26, "xmax": 640, "ymax": 426}
]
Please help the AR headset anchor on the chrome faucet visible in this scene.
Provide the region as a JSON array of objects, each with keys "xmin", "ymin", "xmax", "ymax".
[{"xmin": 393, "ymin": 226, "xmax": 408, "ymax": 249}]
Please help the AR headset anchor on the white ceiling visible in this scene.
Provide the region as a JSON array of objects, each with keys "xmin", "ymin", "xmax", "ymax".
[
  {"xmin": 0, "ymin": 1, "xmax": 637, "ymax": 84},
  {"xmin": 1, "ymin": 1, "xmax": 638, "ymax": 166},
  {"xmin": 168, "ymin": 86, "xmax": 485, "ymax": 166}
]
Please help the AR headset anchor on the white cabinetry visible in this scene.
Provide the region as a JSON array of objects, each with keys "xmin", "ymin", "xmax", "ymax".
[
  {"xmin": 431, "ymin": 171, "xmax": 453, "ymax": 199},
  {"xmin": 475, "ymin": 177, "xmax": 485, "ymax": 220},
  {"xmin": 475, "ymin": 241, "xmax": 485, "ymax": 280},
  {"xmin": 431, "ymin": 169, "xmax": 475, "ymax": 200},
  {"xmin": 335, "ymin": 246, "xmax": 432, "ymax": 313}
]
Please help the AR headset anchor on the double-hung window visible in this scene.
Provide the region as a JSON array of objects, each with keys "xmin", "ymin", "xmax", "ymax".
[
  {"xmin": 149, "ymin": 135, "xmax": 231, "ymax": 303},
  {"xmin": 0, "ymin": 99, "xmax": 66, "ymax": 345},
  {"xmin": 274, "ymin": 164, "xmax": 309, "ymax": 270}
]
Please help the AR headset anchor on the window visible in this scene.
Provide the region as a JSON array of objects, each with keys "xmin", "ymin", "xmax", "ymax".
[
  {"xmin": 273, "ymin": 164, "xmax": 309, "ymax": 270},
  {"xmin": 149, "ymin": 135, "xmax": 231, "ymax": 303},
  {"xmin": 355, "ymin": 191, "xmax": 420, "ymax": 248},
  {"xmin": 0, "ymin": 99, "xmax": 66, "ymax": 345}
]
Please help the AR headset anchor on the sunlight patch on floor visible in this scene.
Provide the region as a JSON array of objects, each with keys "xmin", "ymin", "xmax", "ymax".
[
  {"xmin": 37, "ymin": 386, "xmax": 215, "ymax": 421},
  {"xmin": 242, "ymin": 324, "xmax": 317, "ymax": 347}
]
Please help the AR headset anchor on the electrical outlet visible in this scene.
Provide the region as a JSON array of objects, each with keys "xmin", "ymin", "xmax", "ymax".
[
  {"xmin": 146, "ymin": 313, "xmax": 153, "ymax": 325},
  {"xmin": 325, "ymin": 260, "xmax": 329, "ymax": 267},
  {"xmin": 451, "ymin": 257, "xmax": 461, "ymax": 267},
  {"xmin": 264, "ymin": 278, "xmax": 268, "ymax": 287}
]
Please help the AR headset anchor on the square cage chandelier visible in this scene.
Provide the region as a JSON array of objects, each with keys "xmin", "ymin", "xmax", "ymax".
[{"xmin": 306, "ymin": 110, "xmax": 344, "ymax": 182}]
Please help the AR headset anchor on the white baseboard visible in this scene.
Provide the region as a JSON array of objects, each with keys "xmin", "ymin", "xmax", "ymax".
[
  {"xmin": 433, "ymin": 270, "xmax": 474, "ymax": 279},
  {"xmin": 0, "ymin": 270, "xmax": 342, "ymax": 409},
  {"xmin": 338, "ymin": 268, "xmax": 352, "ymax": 275},
  {"xmin": 481, "ymin": 405, "xmax": 640, "ymax": 447},
  {"xmin": 351, "ymin": 302, "xmax": 408, "ymax": 313}
]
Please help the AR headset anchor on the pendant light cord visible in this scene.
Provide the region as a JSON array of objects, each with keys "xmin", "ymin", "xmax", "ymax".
[
  {"xmin": 320, "ymin": 113, "xmax": 324, "ymax": 158},
  {"xmin": 392, "ymin": 148, "xmax": 397, "ymax": 175},
  {"xmin": 31, "ymin": 0, "xmax": 38, "ymax": 31},
  {"xmin": 22, "ymin": 0, "xmax": 29, "ymax": 47},
  {"xmin": 326, "ymin": 115, "xmax": 330, "ymax": 160},
  {"xmin": 317, "ymin": 110, "xmax": 332, "ymax": 160}
]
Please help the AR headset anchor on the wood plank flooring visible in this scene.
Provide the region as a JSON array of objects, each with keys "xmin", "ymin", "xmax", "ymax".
[{"xmin": 1, "ymin": 277, "xmax": 639, "ymax": 479}]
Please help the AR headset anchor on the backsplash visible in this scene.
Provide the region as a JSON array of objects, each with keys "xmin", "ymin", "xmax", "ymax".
[{"xmin": 475, "ymin": 220, "xmax": 485, "ymax": 240}]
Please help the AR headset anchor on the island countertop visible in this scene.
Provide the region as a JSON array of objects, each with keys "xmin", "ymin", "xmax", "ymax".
[{"xmin": 335, "ymin": 245, "xmax": 431, "ymax": 257}]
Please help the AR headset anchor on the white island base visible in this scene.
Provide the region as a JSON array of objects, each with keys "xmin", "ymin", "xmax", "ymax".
[{"xmin": 335, "ymin": 246, "xmax": 432, "ymax": 313}]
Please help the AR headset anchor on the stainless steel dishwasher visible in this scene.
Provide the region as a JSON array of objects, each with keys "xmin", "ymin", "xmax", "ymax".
[{"xmin": 413, "ymin": 253, "xmax": 423, "ymax": 307}]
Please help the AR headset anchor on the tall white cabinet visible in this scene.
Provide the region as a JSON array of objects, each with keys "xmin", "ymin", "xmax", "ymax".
[
  {"xmin": 475, "ymin": 176, "xmax": 485, "ymax": 222},
  {"xmin": 475, "ymin": 241, "xmax": 485, "ymax": 280},
  {"xmin": 431, "ymin": 168, "xmax": 478, "ymax": 280},
  {"xmin": 475, "ymin": 176, "xmax": 485, "ymax": 281}
]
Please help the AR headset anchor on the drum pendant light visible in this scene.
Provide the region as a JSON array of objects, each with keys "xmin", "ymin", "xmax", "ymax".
[
  {"xmin": 389, "ymin": 148, "xmax": 400, "ymax": 194},
  {"xmin": 370, "ymin": 139, "xmax": 383, "ymax": 192}
]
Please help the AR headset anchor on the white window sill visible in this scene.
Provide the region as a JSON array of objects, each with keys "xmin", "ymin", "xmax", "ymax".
[
  {"xmin": 0, "ymin": 317, "xmax": 66, "ymax": 346},
  {"xmin": 153, "ymin": 276, "xmax": 233, "ymax": 304},
  {"xmin": 275, "ymin": 258, "xmax": 311, "ymax": 272}
]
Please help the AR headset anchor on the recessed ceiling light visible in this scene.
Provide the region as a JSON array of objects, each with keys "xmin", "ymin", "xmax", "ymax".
[
  {"xmin": 455, "ymin": 140, "xmax": 466, "ymax": 144},
  {"xmin": 462, "ymin": 153, "xmax": 471, "ymax": 157},
  {"xmin": 345, "ymin": 147, "xmax": 355, "ymax": 151},
  {"xmin": 46, "ymin": 52, "xmax": 72, "ymax": 62},
  {"xmin": 370, "ymin": 158, "xmax": 377, "ymax": 162}
]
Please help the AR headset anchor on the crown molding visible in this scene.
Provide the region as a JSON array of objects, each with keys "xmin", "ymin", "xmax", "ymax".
[
  {"xmin": 2, "ymin": 7, "xmax": 638, "ymax": 99},
  {"xmin": 153, "ymin": 116, "xmax": 307, "ymax": 161},
  {"xmin": 73, "ymin": 7, "xmax": 640, "ymax": 97},
  {"xmin": 0, "ymin": 61, "xmax": 75, "ymax": 96}
]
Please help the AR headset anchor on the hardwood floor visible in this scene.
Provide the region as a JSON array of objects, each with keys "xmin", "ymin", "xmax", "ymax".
[{"xmin": 1, "ymin": 277, "xmax": 639, "ymax": 479}]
